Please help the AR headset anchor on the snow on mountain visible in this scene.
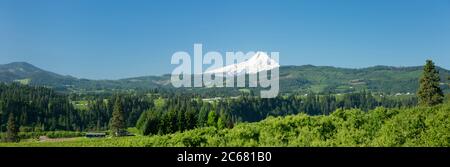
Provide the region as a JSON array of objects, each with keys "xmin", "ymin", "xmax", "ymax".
[{"xmin": 204, "ymin": 52, "xmax": 279, "ymax": 76}]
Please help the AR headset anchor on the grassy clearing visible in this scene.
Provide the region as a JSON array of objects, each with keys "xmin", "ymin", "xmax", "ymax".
[
  {"xmin": 71, "ymin": 100, "xmax": 90, "ymax": 110},
  {"xmin": 14, "ymin": 78, "xmax": 31, "ymax": 85}
]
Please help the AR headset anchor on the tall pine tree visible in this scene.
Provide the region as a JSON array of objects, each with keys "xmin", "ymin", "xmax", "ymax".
[
  {"xmin": 417, "ymin": 60, "xmax": 444, "ymax": 106},
  {"xmin": 207, "ymin": 111, "xmax": 217, "ymax": 127},
  {"xmin": 110, "ymin": 97, "xmax": 126, "ymax": 136},
  {"xmin": 5, "ymin": 113, "xmax": 19, "ymax": 142},
  {"xmin": 0, "ymin": 111, "xmax": 2, "ymax": 133}
]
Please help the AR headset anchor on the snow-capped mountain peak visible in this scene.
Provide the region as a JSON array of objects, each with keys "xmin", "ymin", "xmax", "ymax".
[{"xmin": 204, "ymin": 52, "xmax": 279, "ymax": 76}]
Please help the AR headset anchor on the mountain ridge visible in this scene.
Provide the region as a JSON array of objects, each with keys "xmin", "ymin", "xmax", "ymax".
[{"xmin": 0, "ymin": 62, "xmax": 448, "ymax": 94}]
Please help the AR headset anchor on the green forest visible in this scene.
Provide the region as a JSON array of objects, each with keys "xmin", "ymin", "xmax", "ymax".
[
  {"xmin": 0, "ymin": 60, "xmax": 448, "ymax": 147},
  {"xmin": 1, "ymin": 100, "xmax": 448, "ymax": 147}
]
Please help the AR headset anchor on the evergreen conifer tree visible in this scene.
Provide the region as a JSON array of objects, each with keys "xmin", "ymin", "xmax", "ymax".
[{"xmin": 417, "ymin": 60, "xmax": 444, "ymax": 106}]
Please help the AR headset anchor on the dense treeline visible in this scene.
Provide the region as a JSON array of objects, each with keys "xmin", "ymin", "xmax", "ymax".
[
  {"xmin": 3, "ymin": 100, "xmax": 448, "ymax": 147},
  {"xmin": 0, "ymin": 82, "xmax": 417, "ymax": 137},
  {"xmin": 136, "ymin": 91, "xmax": 417, "ymax": 136},
  {"xmin": 219, "ymin": 91, "xmax": 417, "ymax": 122},
  {"xmin": 0, "ymin": 83, "xmax": 80, "ymax": 131},
  {"xmin": 0, "ymin": 83, "xmax": 152, "ymax": 133},
  {"xmin": 136, "ymin": 97, "xmax": 234, "ymax": 136},
  {"xmin": 0, "ymin": 59, "xmax": 445, "ymax": 145},
  {"xmin": 78, "ymin": 95, "xmax": 153, "ymax": 131}
]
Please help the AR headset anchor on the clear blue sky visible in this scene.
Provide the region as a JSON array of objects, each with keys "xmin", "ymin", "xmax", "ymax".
[{"xmin": 0, "ymin": 0, "xmax": 449, "ymax": 79}]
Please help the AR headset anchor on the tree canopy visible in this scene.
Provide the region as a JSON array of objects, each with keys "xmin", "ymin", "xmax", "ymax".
[{"xmin": 417, "ymin": 60, "xmax": 444, "ymax": 106}]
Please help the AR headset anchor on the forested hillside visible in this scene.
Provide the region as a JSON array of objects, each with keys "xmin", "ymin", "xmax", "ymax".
[
  {"xmin": 0, "ymin": 83, "xmax": 79, "ymax": 131},
  {"xmin": 0, "ymin": 60, "xmax": 447, "ymax": 146},
  {"xmin": 1, "ymin": 62, "xmax": 449, "ymax": 95},
  {"xmin": 135, "ymin": 92, "xmax": 417, "ymax": 136},
  {"xmin": 0, "ymin": 83, "xmax": 417, "ymax": 136},
  {"xmin": 278, "ymin": 65, "xmax": 450, "ymax": 94},
  {"xmin": 2, "ymin": 100, "xmax": 448, "ymax": 147},
  {"xmin": 0, "ymin": 83, "xmax": 153, "ymax": 132}
]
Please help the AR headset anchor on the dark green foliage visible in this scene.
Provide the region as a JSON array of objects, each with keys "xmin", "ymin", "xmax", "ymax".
[
  {"xmin": 207, "ymin": 111, "xmax": 217, "ymax": 127},
  {"xmin": 0, "ymin": 83, "xmax": 152, "ymax": 134},
  {"xmin": 0, "ymin": 83, "xmax": 80, "ymax": 131},
  {"xmin": 77, "ymin": 94, "xmax": 153, "ymax": 131},
  {"xmin": 197, "ymin": 105, "xmax": 210, "ymax": 127},
  {"xmin": 417, "ymin": 60, "xmax": 444, "ymax": 106},
  {"xmin": 217, "ymin": 118, "xmax": 225, "ymax": 130},
  {"xmin": 142, "ymin": 101, "xmax": 449, "ymax": 147},
  {"xmin": 136, "ymin": 92, "xmax": 417, "ymax": 136},
  {"xmin": 2, "ymin": 101, "xmax": 449, "ymax": 147},
  {"xmin": 0, "ymin": 112, "xmax": 2, "ymax": 133},
  {"xmin": 136, "ymin": 97, "xmax": 235, "ymax": 136},
  {"xmin": 0, "ymin": 82, "xmax": 424, "ymax": 145},
  {"xmin": 141, "ymin": 109, "xmax": 160, "ymax": 135},
  {"xmin": 1, "ymin": 62, "xmax": 449, "ymax": 95},
  {"xmin": 0, "ymin": 82, "xmax": 418, "ymax": 140},
  {"xmin": 110, "ymin": 97, "xmax": 126, "ymax": 136},
  {"xmin": 182, "ymin": 135, "xmax": 207, "ymax": 147},
  {"xmin": 4, "ymin": 113, "xmax": 19, "ymax": 142}
]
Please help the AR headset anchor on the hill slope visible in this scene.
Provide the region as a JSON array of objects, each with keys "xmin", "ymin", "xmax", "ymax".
[
  {"xmin": 0, "ymin": 62, "xmax": 78, "ymax": 87},
  {"xmin": 2, "ymin": 100, "xmax": 449, "ymax": 147},
  {"xmin": 278, "ymin": 65, "xmax": 449, "ymax": 93},
  {"xmin": 0, "ymin": 62, "xmax": 448, "ymax": 94}
]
